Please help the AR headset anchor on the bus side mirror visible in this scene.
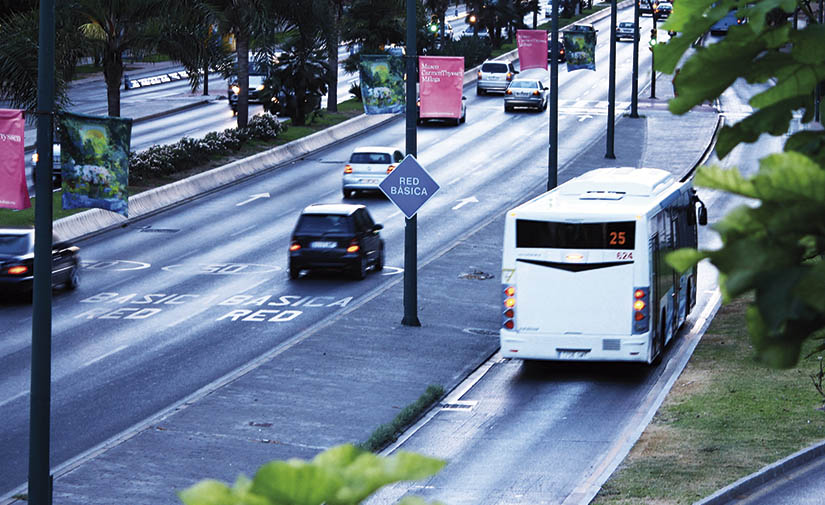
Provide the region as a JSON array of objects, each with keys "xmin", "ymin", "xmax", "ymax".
[{"xmin": 698, "ymin": 205, "xmax": 708, "ymax": 226}]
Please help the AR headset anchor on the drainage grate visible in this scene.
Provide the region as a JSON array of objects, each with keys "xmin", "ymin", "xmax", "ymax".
[
  {"xmin": 463, "ymin": 327, "xmax": 499, "ymax": 336},
  {"xmin": 139, "ymin": 226, "xmax": 179, "ymax": 233},
  {"xmin": 458, "ymin": 269, "xmax": 494, "ymax": 280},
  {"xmin": 440, "ymin": 400, "xmax": 477, "ymax": 411}
]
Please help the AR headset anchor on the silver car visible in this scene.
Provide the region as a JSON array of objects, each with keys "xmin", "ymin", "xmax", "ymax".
[
  {"xmin": 504, "ymin": 79, "xmax": 549, "ymax": 112},
  {"xmin": 616, "ymin": 21, "xmax": 638, "ymax": 41},
  {"xmin": 342, "ymin": 146, "xmax": 404, "ymax": 199},
  {"xmin": 476, "ymin": 60, "xmax": 518, "ymax": 95}
]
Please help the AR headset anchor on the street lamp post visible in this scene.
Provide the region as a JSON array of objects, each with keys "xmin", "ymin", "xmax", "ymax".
[{"xmin": 548, "ymin": 0, "xmax": 559, "ymax": 190}]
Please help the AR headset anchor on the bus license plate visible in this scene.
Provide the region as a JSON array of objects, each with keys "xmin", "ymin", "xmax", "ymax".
[
  {"xmin": 557, "ymin": 350, "xmax": 589, "ymax": 359},
  {"xmin": 311, "ymin": 241, "xmax": 337, "ymax": 249}
]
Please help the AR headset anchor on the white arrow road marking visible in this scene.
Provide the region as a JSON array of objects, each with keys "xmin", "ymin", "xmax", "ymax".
[
  {"xmin": 578, "ymin": 114, "xmax": 594, "ymax": 122},
  {"xmin": 236, "ymin": 193, "xmax": 270, "ymax": 206},
  {"xmin": 452, "ymin": 196, "xmax": 478, "ymax": 210}
]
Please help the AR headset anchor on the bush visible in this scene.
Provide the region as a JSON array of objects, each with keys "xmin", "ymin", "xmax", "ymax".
[{"xmin": 129, "ymin": 113, "xmax": 284, "ymax": 185}]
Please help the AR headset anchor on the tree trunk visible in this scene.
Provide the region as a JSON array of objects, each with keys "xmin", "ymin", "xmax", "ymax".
[
  {"xmin": 103, "ymin": 48, "xmax": 124, "ymax": 117},
  {"xmin": 203, "ymin": 60, "xmax": 209, "ymax": 95},
  {"xmin": 327, "ymin": 0, "xmax": 340, "ymax": 112},
  {"xmin": 236, "ymin": 33, "xmax": 250, "ymax": 129}
]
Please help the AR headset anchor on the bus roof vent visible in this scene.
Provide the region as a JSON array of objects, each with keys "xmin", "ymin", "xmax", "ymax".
[{"xmin": 559, "ymin": 167, "xmax": 674, "ymax": 198}]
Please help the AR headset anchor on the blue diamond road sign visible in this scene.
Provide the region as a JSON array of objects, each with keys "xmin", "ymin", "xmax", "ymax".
[{"xmin": 379, "ymin": 154, "xmax": 440, "ymax": 219}]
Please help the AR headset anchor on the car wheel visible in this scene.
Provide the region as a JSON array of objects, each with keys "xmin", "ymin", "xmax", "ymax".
[
  {"xmin": 476, "ymin": 87, "xmax": 483, "ymax": 96},
  {"xmin": 375, "ymin": 245, "xmax": 384, "ymax": 272},
  {"xmin": 504, "ymin": 104, "xmax": 512, "ymax": 112},
  {"xmin": 453, "ymin": 117, "xmax": 461, "ymax": 126},
  {"xmin": 289, "ymin": 264, "xmax": 300, "ymax": 280},
  {"xmin": 460, "ymin": 110, "xmax": 466, "ymax": 123},
  {"xmin": 542, "ymin": 99, "xmax": 548, "ymax": 111},
  {"xmin": 352, "ymin": 255, "xmax": 367, "ymax": 280},
  {"xmin": 342, "ymin": 188, "xmax": 352, "ymax": 199},
  {"xmin": 65, "ymin": 265, "xmax": 80, "ymax": 290}
]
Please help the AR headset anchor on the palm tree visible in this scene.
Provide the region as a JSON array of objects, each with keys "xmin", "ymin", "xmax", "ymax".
[
  {"xmin": 158, "ymin": 0, "xmax": 234, "ymax": 96},
  {"xmin": 262, "ymin": 0, "xmax": 329, "ymax": 126},
  {"xmin": 340, "ymin": 0, "xmax": 405, "ymax": 74},
  {"xmin": 0, "ymin": 6, "xmax": 87, "ymax": 112},
  {"xmin": 205, "ymin": 0, "xmax": 271, "ymax": 129},
  {"xmin": 69, "ymin": 0, "xmax": 169, "ymax": 117}
]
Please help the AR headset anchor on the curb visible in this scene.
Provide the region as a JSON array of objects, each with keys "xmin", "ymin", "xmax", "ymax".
[{"xmin": 695, "ymin": 440, "xmax": 825, "ymax": 505}]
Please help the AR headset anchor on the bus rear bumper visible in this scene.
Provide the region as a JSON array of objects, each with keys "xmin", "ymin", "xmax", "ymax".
[{"xmin": 500, "ymin": 331, "xmax": 651, "ymax": 362}]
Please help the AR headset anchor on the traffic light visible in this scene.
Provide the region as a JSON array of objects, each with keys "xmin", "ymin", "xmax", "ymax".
[
  {"xmin": 649, "ymin": 28, "xmax": 657, "ymax": 50},
  {"xmin": 429, "ymin": 14, "xmax": 439, "ymax": 33}
]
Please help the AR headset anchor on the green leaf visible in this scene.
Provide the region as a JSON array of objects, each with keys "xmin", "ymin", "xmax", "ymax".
[
  {"xmin": 397, "ymin": 497, "xmax": 447, "ymax": 505},
  {"xmin": 666, "ymin": 248, "xmax": 708, "ymax": 273},
  {"xmin": 750, "ymin": 152, "xmax": 825, "ymax": 204},
  {"xmin": 796, "ymin": 261, "xmax": 825, "ymax": 313},
  {"xmin": 178, "ymin": 480, "xmax": 237, "ymax": 505},
  {"xmin": 715, "ymin": 98, "xmax": 804, "ymax": 158},
  {"xmin": 750, "ymin": 63, "xmax": 825, "ymax": 109},
  {"xmin": 738, "ymin": 0, "xmax": 796, "ymax": 33},
  {"xmin": 747, "ymin": 304, "xmax": 804, "ymax": 368},
  {"xmin": 251, "ymin": 459, "xmax": 343, "ymax": 505},
  {"xmin": 785, "ymin": 131, "xmax": 825, "ymax": 167},
  {"xmin": 330, "ymin": 450, "xmax": 446, "ymax": 505},
  {"xmin": 694, "ymin": 165, "xmax": 757, "ymax": 197},
  {"xmin": 790, "ymin": 24, "xmax": 825, "ymax": 65}
]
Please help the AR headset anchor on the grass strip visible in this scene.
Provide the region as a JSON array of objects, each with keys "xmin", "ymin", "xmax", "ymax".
[
  {"xmin": 359, "ymin": 384, "xmax": 446, "ymax": 453},
  {"xmin": 592, "ymin": 295, "xmax": 825, "ymax": 505}
]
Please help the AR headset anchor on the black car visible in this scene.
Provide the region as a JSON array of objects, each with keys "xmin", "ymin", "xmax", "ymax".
[
  {"xmin": 228, "ymin": 72, "xmax": 267, "ymax": 113},
  {"xmin": 288, "ymin": 204, "xmax": 384, "ymax": 280},
  {"xmin": 548, "ymin": 36, "xmax": 566, "ymax": 62},
  {"xmin": 0, "ymin": 228, "xmax": 80, "ymax": 297}
]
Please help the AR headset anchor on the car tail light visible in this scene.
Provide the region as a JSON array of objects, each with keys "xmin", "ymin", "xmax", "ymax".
[
  {"xmin": 502, "ymin": 285, "xmax": 516, "ymax": 330},
  {"xmin": 346, "ymin": 239, "xmax": 360, "ymax": 253},
  {"xmin": 289, "ymin": 241, "xmax": 301, "ymax": 252},
  {"xmin": 7, "ymin": 265, "xmax": 28, "ymax": 275},
  {"xmin": 632, "ymin": 287, "xmax": 650, "ymax": 333},
  {"xmin": 505, "ymin": 89, "xmax": 512, "ymax": 95},
  {"xmin": 386, "ymin": 165, "xmax": 395, "ymax": 174},
  {"xmin": 532, "ymin": 90, "xmax": 540, "ymax": 96},
  {"xmin": 506, "ymin": 72, "xmax": 513, "ymax": 81},
  {"xmin": 477, "ymin": 70, "xmax": 482, "ymax": 79},
  {"xmin": 344, "ymin": 164, "xmax": 353, "ymax": 174}
]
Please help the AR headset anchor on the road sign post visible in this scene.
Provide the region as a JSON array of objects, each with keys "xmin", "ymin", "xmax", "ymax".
[
  {"xmin": 403, "ymin": 0, "xmax": 420, "ymax": 326},
  {"xmin": 380, "ymin": 155, "xmax": 440, "ymax": 326}
]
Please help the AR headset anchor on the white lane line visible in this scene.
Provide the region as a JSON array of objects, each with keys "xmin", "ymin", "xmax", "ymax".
[
  {"xmin": 0, "ymin": 389, "xmax": 29, "ymax": 409},
  {"xmin": 85, "ymin": 345, "xmax": 128, "ymax": 367},
  {"xmin": 230, "ymin": 224, "xmax": 257, "ymax": 237}
]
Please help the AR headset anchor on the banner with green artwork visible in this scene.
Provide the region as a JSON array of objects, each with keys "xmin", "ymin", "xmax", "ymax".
[
  {"xmin": 359, "ymin": 54, "xmax": 406, "ymax": 114},
  {"xmin": 58, "ymin": 112, "xmax": 132, "ymax": 217},
  {"xmin": 563, "ymin": 30, "xmax": 597, "ymax": 71}
]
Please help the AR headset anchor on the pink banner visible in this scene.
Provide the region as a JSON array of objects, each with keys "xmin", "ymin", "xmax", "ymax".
[
  {"xmin": 419, "ymin": 56, "xmax": 464, "ymax": 119},
  {"xmin": 0, "ymin": 109, "xmax": 30, "ymax": 210},
  {"xmin": 517, "ymin": 30, "xmax": 548, "ymax": 71}
]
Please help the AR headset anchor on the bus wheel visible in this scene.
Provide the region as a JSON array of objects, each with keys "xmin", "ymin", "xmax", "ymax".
[{"xmin": 652, "ymin": 317, "xmax": 666, "ymax": 365}]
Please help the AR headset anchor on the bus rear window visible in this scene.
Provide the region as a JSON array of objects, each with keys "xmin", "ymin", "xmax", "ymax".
[{"xmin": 516, "ymin": 220, "xmax": 635, "ymax": 249}]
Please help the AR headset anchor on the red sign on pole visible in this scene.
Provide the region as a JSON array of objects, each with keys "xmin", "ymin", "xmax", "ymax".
[
  {"xmin": 418, "ymin": 56, "xmax": 464, "ymax": 119},
  {"xmin": 0, "ymin": 109, "xmax": 30, "ymax": 210},
  {"xmin": 517, "ymin": 30, "xmax": 549, "ymax": 71}
]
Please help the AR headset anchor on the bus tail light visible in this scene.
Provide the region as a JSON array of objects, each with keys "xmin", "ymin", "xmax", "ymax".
[
  {"xmin": 502, "ymin": 285, "xmax": 516, "ymax": 330},
  {"xmin": 632, "ymin": 287, "xmax": 650, "ymax": 334}
]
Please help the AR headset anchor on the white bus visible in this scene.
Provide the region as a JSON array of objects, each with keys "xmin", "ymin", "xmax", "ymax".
[{"xmin": 500, "ymin": 167, "xmax": 707, "ymax": 364}]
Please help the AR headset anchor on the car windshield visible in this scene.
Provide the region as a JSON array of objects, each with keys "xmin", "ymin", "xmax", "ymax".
[
  {"xmin": 0, "ymin": 234, "xmax": 31, "ymax": 255},
  {"xmin": 350, "ymin": 152, "xmax": 391, "ymax": 164},
  {"xmin": 482, "ymin": 63, "xmax": 508, "ymax": 73},
  {"xmin": 510, "ymin": 81, "xmax": 539, "ymax": 89},
  {"xmin": 295, "ymin": 215, "xmax": 354, "ymax": 235}
]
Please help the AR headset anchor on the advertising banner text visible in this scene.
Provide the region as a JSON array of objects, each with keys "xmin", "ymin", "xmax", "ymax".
[
  {"xmin": 0, "ymin": 109, "xmax": 30, "ymax": 210},
  {"xmin": 517, "ymin": 30, "xmax": 549, "ymax": 71},
  {"xmin": 418, "ymin": 56, "xmax": 464, "ymax": 119}
]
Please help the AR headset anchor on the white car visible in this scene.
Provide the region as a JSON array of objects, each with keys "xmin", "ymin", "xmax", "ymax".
[
  {"xmin": 341, "ymin": 146, "xmax": 404, "ymax": 199},
  {"xmin": 458, "ymin": 25, "xmax": 490, "ymax": 40},
  {"xmin": 616, "ymin": 21, "xmax": 638, "ymax": 41}
]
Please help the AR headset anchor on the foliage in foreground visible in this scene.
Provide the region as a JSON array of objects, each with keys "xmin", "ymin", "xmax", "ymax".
[
  {"xmin": 178, "ymin": 444, "xmax": 446, "ymax": 505},
  {"xmin": 128, "ymin": 112, "xmax": 283, "ymax": 184},
  {"xmin": 591, "ymin": 296, "xmax": 825, "ymax": 504},
  {"xmin": 660, "ymin": 0, "xmax": 825, "ymax": 368}
]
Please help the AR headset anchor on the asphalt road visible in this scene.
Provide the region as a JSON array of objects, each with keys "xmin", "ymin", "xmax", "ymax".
[{"xmin": 1, "ymin": 3, "xmax": 675, "ymax": 498}]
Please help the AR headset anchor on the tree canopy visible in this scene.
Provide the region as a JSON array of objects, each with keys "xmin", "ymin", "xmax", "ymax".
[{"xmin": 661, "ymin": 0, "xmax": 825, "ymax": 367}]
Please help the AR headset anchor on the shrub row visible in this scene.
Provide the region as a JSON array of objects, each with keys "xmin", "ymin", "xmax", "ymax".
[{"xmin": 129, "ymin": 112, "xmax": 284, "ymax": 185}]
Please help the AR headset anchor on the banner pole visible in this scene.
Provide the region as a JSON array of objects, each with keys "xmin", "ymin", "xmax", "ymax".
[
  {"xmin": 403, "ymin": 0, "xmax": 420, "ymax": 327},
  {"xmin": 606, "ymin": 0, "xmax": 617, "ymax": 159},
  {"xmin": 548, "ymin": 0, "xmax": 559, "ymax": 191}
]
